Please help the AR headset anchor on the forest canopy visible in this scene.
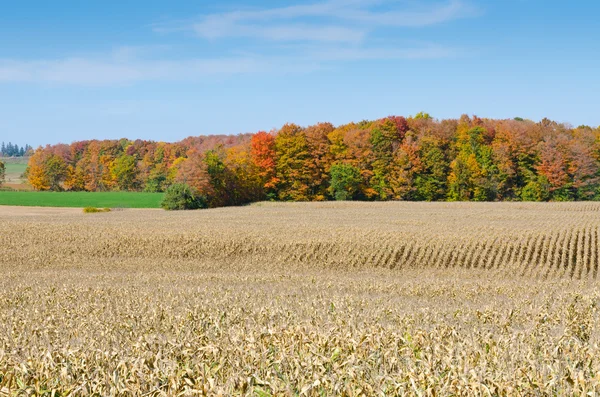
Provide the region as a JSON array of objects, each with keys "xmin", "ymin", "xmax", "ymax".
[{"xmin": 25, "ymin": 115, "xmax": 600, "ymax": 206}]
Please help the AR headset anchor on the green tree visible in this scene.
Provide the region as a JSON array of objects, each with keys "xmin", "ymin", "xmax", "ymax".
[
  {"xmin": 329, "ymin": 163, "xmax": 362, "ymax": 200},
  {"xmin": 521, "ymin": 176, "xmax": 550, "ymax": 201},
  {"xmin": 414, "ymin": 139, "xmax": 449, "ymax": 201},
  {"xmin": 204, "ymin": 149, "xmax": 229, "ymax": 207},
  {"xmin": 161, "ymin": 183, "xmax": 206, "ymax": 210},
  {"xmin": 144, "ymin": 169, "xmax": 168, "ymax": 192},
  {"xmin": 369, "ymin": 122, "xmax": 398, "ymax": 200}
]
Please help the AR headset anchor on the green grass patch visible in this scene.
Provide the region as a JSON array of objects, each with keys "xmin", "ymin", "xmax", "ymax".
[
  {"xmin": 0, "ymin": 191, "xmax": 164, "ymax": 208},
  {"xmin": 4, "ymin": 163, "xmax": 28, "ymax": 181}
]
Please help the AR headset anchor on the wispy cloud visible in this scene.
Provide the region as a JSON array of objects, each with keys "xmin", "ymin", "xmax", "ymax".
[
  {"xmin": 194, "ymin": 22, "xmax": 366, "ymax": 43},
  {"xmin": 0, "ymin": 1, "xmax": 477, "ymax": 86},
  {"xmin": 0, "ymin": 43, "xmax": 455, "ymax": 86},
  {"xmin": 0, "ymin": 56, "xmax": 281, "ymax": 86},
  {"xmin": 184, "ymin": 0, "xmax": 476, "ymax": 42}
]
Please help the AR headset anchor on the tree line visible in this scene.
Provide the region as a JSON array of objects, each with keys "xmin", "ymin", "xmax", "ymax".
[
  {"xmin": 25, "ymin": 114, "xmax": 600, "ymax": 205},
  {"xmin": 1, "ymin": 142, "xmax": 33, "ymax": 157}
]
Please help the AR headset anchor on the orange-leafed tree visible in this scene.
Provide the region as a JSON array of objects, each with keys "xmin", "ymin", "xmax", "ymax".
[
  {"xmin": 27, "ymin": 148, "xmax": 51, "ymax": 190},
  {"xmin": 175, "ymin": 150, "xmax": 214, "ymax": 198},
  {"xmin": 64, "ymin": 164, "xmax": 86, "ymax": 191},
  {"xmin": 251, "ymin": 131, "xmax": 277, "ymax": 196},
  {"xmin": 536, "ymin": 137, "xmax": 570, "ymax": 199},
  {"xmin": 27, "ymin": 147, "xmax": 68, "ymax": 191},
  {"xmin": 304, "ymin": 122, "xmax": 334, "ymax": 200}
]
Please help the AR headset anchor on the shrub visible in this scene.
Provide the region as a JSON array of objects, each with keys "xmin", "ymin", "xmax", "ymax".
[
  {"xmin": 161, "ymin": 183, "xmax": 207, "ymax": 211},
  {"xmin": 83, "ymin": 207, "xmax": 111, "ymax": 213}
]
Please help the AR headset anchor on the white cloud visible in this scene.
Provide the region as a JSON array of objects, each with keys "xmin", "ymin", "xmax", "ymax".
[
  {"xmin": 188, "ymin": 0, "xmax": 476, "ymax": 42},
  {"xmin": 0, "ymin": 43, "xmax": 456, "ymax": 86},
  {"xmin": 313, "ymin": 44, "xmax": 456, "ymax": 61},
  {"xmin": 194, "ymin": 21, "xmax": 366, "ymax": 43},
  {"xmin": 0, "ymin": 1, "xmax": 476, "ymax": 86},
  {"xmin": 0, "ymin": 56, "xmax": 276, "ymax": 86}
]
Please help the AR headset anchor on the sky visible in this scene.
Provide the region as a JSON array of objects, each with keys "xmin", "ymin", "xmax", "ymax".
[{"xmin": 0, "ymin": 0, "xmax": 599, "ymax": 147}]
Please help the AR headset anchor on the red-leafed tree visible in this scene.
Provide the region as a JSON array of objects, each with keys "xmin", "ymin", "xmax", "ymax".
[{"xmin": 250, "ymin": 131, "xmax": 278, "ymax": 197}]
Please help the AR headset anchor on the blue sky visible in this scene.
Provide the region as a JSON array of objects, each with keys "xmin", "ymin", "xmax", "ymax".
[{"xmin": 1, "ymin": 0, "xmax": 599, "ymax": 147}]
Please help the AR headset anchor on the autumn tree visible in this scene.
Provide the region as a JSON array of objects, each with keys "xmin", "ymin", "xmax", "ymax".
[
  {"xmin": 26, "ymin": 149, "xmax": 50, "ymax": 190},
  {"xmin": 388, "ymin": 134, "xmax": 421, "ymax": 200},
  {"xmin": 304, "ymin": 122, "xmax": 334, "ymax": 200},
  {"xmin": 225, "ymin": 143, "xmax": 263, "ymax": 204},
  {"xmin": 448, "ymin": 126, "xmax": 498, "ymax": 201},
  {"xmin": 27, "ymin": 149, "xmax": 68, "ymax": 191},
  {"xmin": 175, "ymin": 151, "xmax": 213, "ymax": 199},
  {"xmin": 274, "ymin": 124, "xmax": 312, "ymax": 201},
  {"xmin": 327, "ymin": 124, "xmax": 352, "ymax": 162},
  {"xmin": 569, "ymin": 139, "xmax": 600, "ymax": 200},
  {"xmin": 45, "ymin": 155, "xmax": 68, "ymax": 191},
  {"xmin": 368, "ymin": 117, "xmax": 408, "ymax": 200},
  {"xmin": 64, "ymin": 165, "xmax": 86, "ymax": 191},
  {"xmin": 491, "ymin": 121, "xmax": 520, "ymax": 200},
  {"xmin": 21, "ymin": 116, "xmax": 600, "ymax": 205},
  {"xmin": 536, "ymin": 137, "xmax": 571, "ymax": 200},
  {"xmin": 250, "ymin": 131, "xmax": 277, "ymax": 198},
  {"xmin": 414, "ymin": 111, "xmax": 432, "ymax": 120},
  {"xmin": 112, "ymin": 154, "xmax": 139, "ymax": 191}
]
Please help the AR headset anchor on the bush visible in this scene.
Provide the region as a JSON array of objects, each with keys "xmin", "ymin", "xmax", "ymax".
[
  {"xmin": 83, "ymin": 207, "xmax": 111, "ymax": 213},
  {"xmin": 161, "ymin": 183, "xmax": 207, "ymax": 211}
]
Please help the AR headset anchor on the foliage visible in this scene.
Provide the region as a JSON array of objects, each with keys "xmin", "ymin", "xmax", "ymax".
[
  {"xmin": 161, "ymin": 183, "xmax": 206, "ymax": 211},
  {"xmin": 112, "ymin": 154, "xmax": 139, "ymax": 191},
  {"xmin": 274, "ymin": 124, "xmax": 312, "ymax": 201},
  {"xmin": 414, "ymin": 111, "xmax": 432, "ymax": 120},
  {"xmin": 329, "ymin": 163, "xmax": 362, "ymax": 200},
  {"xmin": 83, "ymin": 207, "xmax": 111, "ymax": 213},
  {"xmin": 251, "ymin": 131, "xmax": 277, "ymax": 195},
  {"xmin": 23, "ymin": 115, "xmax": 600, "ymax": 205},
  {"xmin": 521, "ymin": 176, "xmax": 551, "ymax": 201}
]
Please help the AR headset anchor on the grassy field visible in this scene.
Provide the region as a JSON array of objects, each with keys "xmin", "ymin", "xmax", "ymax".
[
  {"xmin": 2, "ymin": 202, "xmax": 600, "ymax": 395},
  {"xmin": 1, "ymin": 157, "xmax": 29, "ymax": 185},
  {"xmin": 0, "ymin": 191, "xmax": 164, "ymax": 208}
]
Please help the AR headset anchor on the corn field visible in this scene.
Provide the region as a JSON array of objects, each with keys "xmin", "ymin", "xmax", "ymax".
[{"xmin": 1, "ymin": 202, "xmax": 600, "ymax": 395}]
